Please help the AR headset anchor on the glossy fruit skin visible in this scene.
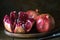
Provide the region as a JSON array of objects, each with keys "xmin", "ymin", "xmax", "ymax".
[
  {"xmin": 36, "ymin": 14, "xmax": 55, "ymax": 33},
  {"xmin": 26, "ymin": 10, "xmax": 38, "ymax": 20}
]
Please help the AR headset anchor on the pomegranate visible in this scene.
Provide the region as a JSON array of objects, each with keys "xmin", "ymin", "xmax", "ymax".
[
  {"xmin": 26, "ymin": 10, "xmax": 38, "ymax": 20},
  {"xmin": 10, "ymin": 11, "xmax": 17, "ymax": 32},
  {"xmin": 36, "ymin": 14, "xmax": 55, "ymax": 33},
  {"xmin": 15, "ymin": 11, "xmax": 35, "ymax": 33},
  {"xmin": 3, "ymin": 15, "xmax": 12, "ymax": 32},
  {"xmin": 3, "ymin": 10, "xmax": 55, "ymax": 33},
  {"xmin": 3, "ymin": 10, "xmax": 36, "ymax": 33}
]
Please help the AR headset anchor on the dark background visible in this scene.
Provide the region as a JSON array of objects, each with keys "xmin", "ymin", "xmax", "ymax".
[
  {"xmin": 0, "ymin": 0, "xmax": 60, "ymax": 40},
  {"xmin": 0, "ymin": 0, "xmax": 60, "ymax": 27}
]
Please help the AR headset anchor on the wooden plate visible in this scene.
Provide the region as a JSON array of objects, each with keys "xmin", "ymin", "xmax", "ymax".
[{"xmin": 4, "ymin": 30, "xmax": 47, "ymax": 38}]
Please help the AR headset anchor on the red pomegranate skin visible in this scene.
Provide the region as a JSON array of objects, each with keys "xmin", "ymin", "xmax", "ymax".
[
  {"xmin": 26, "ymin": 10, "xmax": 38, "ymax": 20},
  {"xmin": 36, "ymin": 14, "xmax": 55, "ymax": 33}
]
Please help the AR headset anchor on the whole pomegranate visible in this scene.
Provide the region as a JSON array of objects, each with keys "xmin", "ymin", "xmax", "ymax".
[
  {"xmin": 3, "ymin": 10, "xmax": 37, "ymax": 33},
  {"xmin": 36, "ymin": 14, "xmax": 55, "ymax": 33}
]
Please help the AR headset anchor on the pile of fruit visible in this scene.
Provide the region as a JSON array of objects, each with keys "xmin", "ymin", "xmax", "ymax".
[{"xmin": 3, "ymin": 10, "xmax": 55, "ymax": 34}]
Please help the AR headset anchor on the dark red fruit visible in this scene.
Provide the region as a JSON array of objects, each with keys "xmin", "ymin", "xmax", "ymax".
[
  {"xmin": 26, "ymin": 10, "xmax": 38, "ymax": 20},
  {"xmin": 3, "ymin": 15, "xmax": 10, "ymax": 23},
  {"xmin": 3, "ymin": 15, "xmax": 12, "ymax": 32},
  {"xmin": 17, "ymin": 11, "xmax": 35, "ymax": 33},
  {"xmin": 36, "ymin": 14, "xmax": 55, "ymax": 33},
  {"xmin": 10, "ymin": 11, "xmax": 17, "ymax": 32},
  {"xmin": 3, "ymin": 10, "xmax": 37, "ymax": 33},
  {"xmin": 18, "ymin": 11, "xmax": 28, "ymax": 23},
  {"xmin": 25, "ymin": 20, "xmax": 34, "ymax": 32}
]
